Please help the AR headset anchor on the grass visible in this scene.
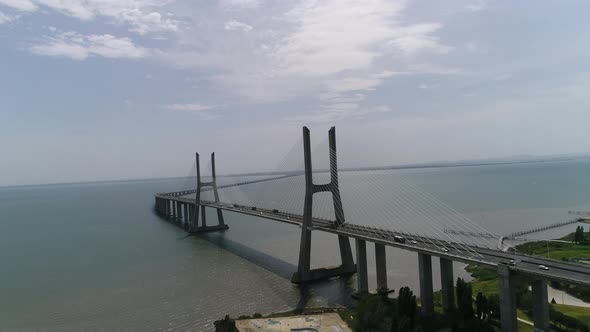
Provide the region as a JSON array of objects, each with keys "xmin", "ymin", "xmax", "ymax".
[
  {"xmin": 465, "ymin": 264, "xmax": 499, "ymax": 297},
  {"xmin": 517, "ymin": 320, "xmax": 534, "ymax": 331},
  {"xmin": 517, "ymin": 240, "xmax": 590, "ymax": 261},
  {"xmin": 461, "ymin": 230, "xmax": 590, "ymax": 329},
  {"xmin": 553, "ymin": 304, "xmax": 590, "ymax": 326}
]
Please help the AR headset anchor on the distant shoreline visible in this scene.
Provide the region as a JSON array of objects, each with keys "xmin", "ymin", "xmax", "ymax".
[{"xmin": 5, "ymin": 154, "xmax": 589, "ymax": 189}]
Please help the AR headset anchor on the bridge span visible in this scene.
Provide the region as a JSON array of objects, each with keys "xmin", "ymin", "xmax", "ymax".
[{"xmin": 153, "ymin": 126, "xmax": 590, "ymax": 332}]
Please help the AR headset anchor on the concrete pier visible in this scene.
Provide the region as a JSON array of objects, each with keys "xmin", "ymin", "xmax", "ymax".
[
  {"xmin": 440, "ymin": 258, "xmax": 455, "ymax": 313},
  {"xmin": 498, "ymin": 264, "xmax": 518, "ymax": 332},
  {"xmin": 189, "ymin": 204, "xmax": 195, "ymax": 227},
  {"xmin": 375, "ymin": 243, "xmax": 387, "ymax": 294},
  {"xmin": 531, "ymin": 278, "xmax": 549, "ymax": 332},
  {"xmin": 176, "ymin": 201, "xmax": 182, "ymax": 222},
  {"xmin": 418, "ymin": 253, "xmax": 434, "ymax": 315},
  {"xmin": 355, "ymin": 239, "xmax": 368, "ymax": 295}
]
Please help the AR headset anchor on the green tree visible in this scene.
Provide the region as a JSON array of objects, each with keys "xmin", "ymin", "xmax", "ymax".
[
  {"xmin": 574, "ymin": 226, "xmax": 584, "ymax": 244},
  {"xmin": 354, "ymin": 295, "xmax": 393, "ymax": 331},
  {"xmin": 475, "ymin": 292, "xmax": 484, "ymax": 319},
  {"xmin": 397, "ymin": 286, "xmax": 417, "ymax": 323},
  {"xmin": 214, "ymin": 315, "xmax": 237, "ymax": 332},
  {"xmin": 456, "ymin": 278, "xmax": 474, "ymax": 320},
  {"xmin": 487, "ymin": 294, "xmax": 500, "ymax": 319}
]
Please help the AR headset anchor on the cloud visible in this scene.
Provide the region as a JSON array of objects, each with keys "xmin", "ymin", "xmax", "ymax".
[
  {"xmin": 465, "ymin": 0, "xmax": 486, "ymax": 12},
  {"xmin": 30, "ymin": 31, "xmax": 150, "ymax": 60},
  {"xmin": 386, "ymin": 23, "xmax": 452, "ymax": 55},
  {"xmin": 163, "ymin": 0, "xmax": 456, "ymax": 122},
  {"xmin": 164, "ymin": 103, "xmax": 217, "ymax": 119},
  {"xmin": 287, "ymin": 103, "xmax": 391, "ymax": 123},
  {"xmin": 219, "ymin": 0, "xmax": 259, "ymax": 9},
  {"xmin": 0, "ymin": 10, "xmax": 11, "ymax": 23},
  {"xmin": 0, "ymin": 0, "xmax": 37, "ymax": 11},
  {"xmin": 0, "ymin": 0, "xmax": 178, "ymax": 34},
  {"xmin": 418, "ymin": 83, "xmax": 439, "ymax": 89},
  {"xmin": 224, "ymin": 19, "xmax": 252, "ymax": 32},
  {"xmin": 165, "ymin": 103, "xmax": 214, "ymax": 112}
]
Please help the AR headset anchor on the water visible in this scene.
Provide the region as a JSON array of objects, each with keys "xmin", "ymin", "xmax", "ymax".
[{"xmin": 1, "ymin": 159, "xmax": 589, "ymax": 331}]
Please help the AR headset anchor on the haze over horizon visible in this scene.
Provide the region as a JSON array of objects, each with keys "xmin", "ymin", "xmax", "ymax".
[{"xmin": 2, "ymin": 0, "xmax": 590, "ymax": 186}]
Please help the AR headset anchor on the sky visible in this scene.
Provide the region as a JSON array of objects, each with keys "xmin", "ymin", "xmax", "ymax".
[{"xmin": 1, "ymin": 0, "xmax": 590, "ymax": 186}]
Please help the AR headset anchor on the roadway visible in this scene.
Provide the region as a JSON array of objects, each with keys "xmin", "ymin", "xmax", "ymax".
[{"xmin": 160, "ymin": 193, "xmax": 590, "ymax": 287}]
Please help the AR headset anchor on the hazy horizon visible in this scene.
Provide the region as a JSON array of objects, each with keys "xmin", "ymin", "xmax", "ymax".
[
  {"xmin": 2, "ymin": 150, "xmax": 588, "ymax": 189},
  {"xmin": 2, "ymin": 0, "xmax": 590, "ymax": 186}
]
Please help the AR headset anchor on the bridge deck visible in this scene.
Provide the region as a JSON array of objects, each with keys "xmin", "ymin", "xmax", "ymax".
[{"xmin": 157, "ymin": 193, "xmax": 590, "ymax": 287}]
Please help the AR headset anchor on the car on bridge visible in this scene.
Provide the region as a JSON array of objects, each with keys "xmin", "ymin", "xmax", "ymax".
[{"xmin": 393, "ymin": 236, "xmax": 406, "ymax": 244}]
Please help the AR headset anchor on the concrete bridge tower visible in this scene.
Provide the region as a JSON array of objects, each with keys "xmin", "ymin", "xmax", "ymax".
[
  {"xmin": 190, "ymin": 152, "xmax": 229, "ymax": 233},
  {"xmin": 292, "ymin": 126, "xmax": 356, "ymax": 283}
]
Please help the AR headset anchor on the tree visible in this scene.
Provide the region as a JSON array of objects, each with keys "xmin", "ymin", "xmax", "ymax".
[
  {"xmin": 487, "ymin": 294, "xmax": 500, "ymax": 319},
  {"xmin": 354, "ymin": 294, "xmax": 393, "ymax": 331},
  {"xmin": 575, "ymin": 225, "xmax": 585, "ymax": 244},
  {"xmin": 397, "ymin": 286, "xmax": 417, "ymax": 323},
  {"xmin": 475, "ymin": 292, "xmax": 485, "ymax": 319},
  {"xmin": 456, "ymin": 278, "xmax": 474, "ymax": 320},
  {"xmin": 214, "ymin": 315, "xmax": 237, "ymax": 332}
]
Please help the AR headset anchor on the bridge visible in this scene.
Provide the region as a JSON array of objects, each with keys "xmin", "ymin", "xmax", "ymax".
[{"xmin": 153, "ymin": 127, "xmax": 590, "ymax": 332}]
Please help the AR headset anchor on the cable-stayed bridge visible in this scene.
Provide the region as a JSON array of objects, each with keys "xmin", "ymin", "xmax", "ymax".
[{"xmin": 153, "ymin": 127, "xmax": 590, "ymax": 332}]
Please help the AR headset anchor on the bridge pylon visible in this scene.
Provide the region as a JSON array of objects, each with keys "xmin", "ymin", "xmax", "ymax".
[
  {"xmin": 292, "ymin": 126, "xmax": 356, "ymax": 284},
  {"xmin": 190, "ymin": 152, "xmax": 229, "ymax": 233}
]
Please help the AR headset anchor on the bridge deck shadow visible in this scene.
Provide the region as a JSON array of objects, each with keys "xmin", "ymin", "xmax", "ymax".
[{"xmin": 199, "ymin": 232, "xmax": 358, "ymax": 310}]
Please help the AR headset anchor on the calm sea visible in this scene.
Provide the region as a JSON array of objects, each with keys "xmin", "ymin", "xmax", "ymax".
[{"xmin": 1, "ymin": 159, "xmax": 589, "ymax": 331}]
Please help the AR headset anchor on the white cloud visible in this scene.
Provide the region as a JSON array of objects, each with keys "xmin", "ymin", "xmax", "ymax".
[
  {"xmin": 287, "ymin": 103, "xmax": 392, "ymax": 123},
  {"xmin": 386, "ymin": 23, "xmax": 452, "ymax": 55},
  {"xmin": 30, "ymin": 31, "xmax": 149, "ymax": 60},
  {"xmin": 224, "ymin": 19, "xmax": 252, "ymax": 32},
  {"xmin": 164, "ymin": 103, "xmax": 217, "ymax": 119},
  {"xmin": 164, "ymin": 0, "xmax": 456, "ymax": 122},
  {"xmin": 418, "ymin": 83, "xmax": 439, "ymax": 89},
  {"xmin": 465, "ymin": 0, "xmax": 486, "ymax": 12},
  {"xmin": 0, "ymin": 0, "xmax": 37, "ymax": 11},
  {"xmin": 165, "ymin": 103, "xmax": 214, "ymax": 112},
  {"xmin": 220, "ymin": 0, "xmax": 259, "ymax": 9},
  {"xmin": 0, "ymin": 0, "xmax": 178, "ymax": 34},
  {"xmin": 273, "ymin": 0, "xmax": 405, "ymax": 77},
  {"xmin": 0, "ymin": 10, "xmax": 11, "ymax": 23}
]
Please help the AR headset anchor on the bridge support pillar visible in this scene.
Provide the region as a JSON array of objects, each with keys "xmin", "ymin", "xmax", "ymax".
[
  {"xmin": 498, "ymin": 264, "xmax": 518, "ymax": 332},
  {"xmin": 176, "ymin": 201, "xmax": 182, "ymax": 222},
  {"xmin": 355, "ymin": 239, "xmax": 368, "ymax": 295},
  {"xmin": 183, "ymin": 204, "xmax": 189, "ymax": 226},
  {"xmin": 418, "ymin": 253, "xmax": 434, "ymax": 315},
  {"xmin": 292, "ymin": 127, "xmax": 355, "ymax": 284},
  {"xmin": 440, "ymin": 258, "xmax": 455, "ymax": 314},
  {"xmin": 532, "ymin": 278, "xmax": 549, "ymax": 332},
  {"xmin": 375, "ymin": 243, "xmax": 388, "ymax": 294},
  {"xmin": 172, "ymin": 200, "xmax": 177, "ymax": 219}
]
